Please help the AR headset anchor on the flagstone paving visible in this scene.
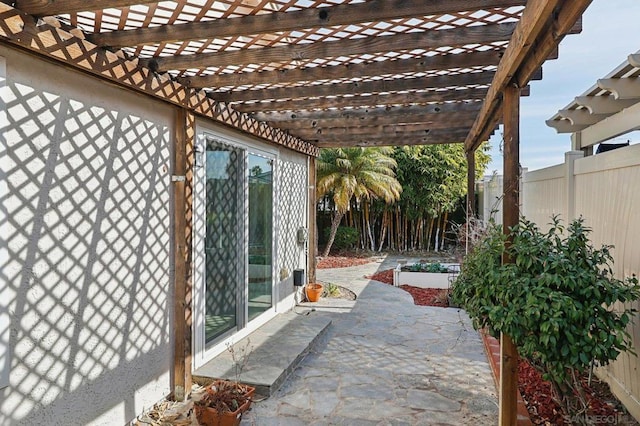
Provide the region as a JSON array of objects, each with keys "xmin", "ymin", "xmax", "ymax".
[{"xmin": 241, "ymin": 256, "xmax": 498, "ymax": 425}]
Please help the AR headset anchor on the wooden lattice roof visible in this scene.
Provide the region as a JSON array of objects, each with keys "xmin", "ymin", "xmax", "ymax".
[{"xmin": 2, "ymin": 0, "xmax": 592, "ymax": 154}]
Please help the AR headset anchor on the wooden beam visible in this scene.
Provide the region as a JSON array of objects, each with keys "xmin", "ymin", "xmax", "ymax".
[
  {"xmin": 181, "ymin": 50, "xmax": 507, "ymax": 89},
  {"xmin": 257, "ymin": 101, "xmax": 481, "ymax": 122},
  {"xmin": 315, "ymin": 130, "xmax": 471, "ymax": 148},
  {"xmin": 0, "ymin": 3, "xmax": 318, "ymax": 158},
  {"xmin": 307, "ymin": 128, "xmax": 465, "ymax": 141},
  {"xmin": 291, "ymin": 122, "xmax": 474, "ymax": 138},
  {"xmin": 183, "ymin": 109, "xmax": 195, "ymax": 400},
  {"xmin": 15, "ymin": 0, "xmax": 157, "ymax": 16},
  {"xmin": 271, "ymin": 110, "xmax": 481, "ymax": 129},
  {"xmin": 308, "ymin": 157, "xmax": 317, "ymax": 284},
  {"xmin": 252, "ymin": 89, "xmax": 531, "ymax": 122},
  {"xmin": 233, "ymin": 87, "xmax": 491, "ymax": 113},
  {"xmin": 91, "ymin": 0, "xmax": 526, "ymax": 48},
  {"xmin": 218, "ymin": 70, "xmax": 525, "ymax": 103},
  {"xmin": 150, "ymin": 22, "xmax": 518, "ymax": 71},
  {"xmin": 316, "ymin": 126, "xmax": 470, "ymax": 145},
  {"xmin": 500, "ymin": 84, "xmax": 520, "ymax": 426},
  {"xmin": 173, "ymin": 107, "xmax": 189, "ymax": 401},
  {"xmin": 229, "ymin": 71, "xmax": 542, "ymax": 112},
  {"xmin": 467, "ymin": 149, "xmax": 476, "ymax": 218},
  {"xmin": 514, "ymin": 13, "xmax": 585, "ymax": 94},
  {"xmin": 465, "ymin": 0, "xmax": 591, "ymax": 151}
]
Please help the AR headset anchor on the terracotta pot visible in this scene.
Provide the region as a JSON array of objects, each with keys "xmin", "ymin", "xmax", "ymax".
[
  {"xmin": 195, "ymin": 385, "xmax": 255, "ymax": 426},
  {"xmin": 305, "ymin": 283, "xmax": 324, "ymax": 302}
]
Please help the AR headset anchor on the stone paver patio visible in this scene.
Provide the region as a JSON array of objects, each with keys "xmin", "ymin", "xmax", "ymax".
[{"xmin": 241, "ymin": 256, "xmax": 498, "ymax": 425}]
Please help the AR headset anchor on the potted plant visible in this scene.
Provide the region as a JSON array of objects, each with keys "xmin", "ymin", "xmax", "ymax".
[
  {"xmin": 194, "ymin": 340, "xmax": 255, "ymax": 426},
  {"xmin": 305, "ymin": 283, "xmax": 324, "ymax": 302},
  {"xmin": 194, "ymin": 379, "xmax": 255, "ymax": 426}
]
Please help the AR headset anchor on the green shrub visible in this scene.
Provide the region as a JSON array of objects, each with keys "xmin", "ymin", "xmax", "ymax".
[
  {"xmin": 405, "ymin": 262, "xmax": 449, "ymax": 273},
  {"xmin": 324, "ymin": 226, "xmax": 359, "ymax": 250},
  {"xmin": 453, "ymin": 216, "xmax": 640, "ymax": 417}
]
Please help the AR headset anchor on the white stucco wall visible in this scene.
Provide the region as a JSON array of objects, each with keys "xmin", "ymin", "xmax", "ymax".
[
  {"xmin": 0, "ymin": 47, "xmax": 174, "ymax": 425},
  {"xmin": 276, "ymin": 148, "xmax": 309, "ymax": 306}
]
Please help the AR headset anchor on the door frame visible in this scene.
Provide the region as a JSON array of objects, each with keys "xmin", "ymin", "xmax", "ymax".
[{"xmin": 192, "ymin": 129, "xmax": 279, "ymax": 369}]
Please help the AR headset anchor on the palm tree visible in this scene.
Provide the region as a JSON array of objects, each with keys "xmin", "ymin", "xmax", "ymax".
[{"xmin": 317, "ymin": 147, "xmax": 401, "ymax": 256}]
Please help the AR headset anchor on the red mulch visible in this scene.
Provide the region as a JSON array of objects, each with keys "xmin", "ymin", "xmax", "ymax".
[
  {"xmin": 367, "ymin": 269, "xmax": 394, "ymax": 285},
  {"xmin": 401, "ymin": 286, "xmax": 449, "ymax": 307},
  {"xmin": 518, "ymin": 359, "xmax": 630, "ymax": 425},
  {"xmin": 317, "ymin": 256, "xmax": 373, "ymax": 269},
  {"xmin": 367, "ymin": 269, "xmax": 449, "ymax": 307}
]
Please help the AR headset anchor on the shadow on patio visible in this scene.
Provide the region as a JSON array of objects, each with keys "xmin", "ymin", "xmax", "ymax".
[{"xmin": 241, "ymin": 257, "xmax": 498, "ymax": 425}]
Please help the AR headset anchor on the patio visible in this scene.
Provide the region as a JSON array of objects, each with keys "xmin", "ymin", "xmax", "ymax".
[
  {"xmin": 0, "ymin": 1, "xmax": 596, "ymax": 424},
  {"xmin": 241, "ymin": 257, "xmax": 498, "ymax": 425}
]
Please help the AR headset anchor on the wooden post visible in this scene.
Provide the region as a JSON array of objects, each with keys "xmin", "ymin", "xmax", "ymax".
[
  {"xmin": 308, "ymin": 156, "xmax": 317, "ymax": 284},
  {"xmin": 466, "ymin": 149, "xmax": 476, "ymax": 253},
  {"xmin": 467, "ymin": 149, "xmax": 476, "ymax": 217},
  {"xmin": 183, "ymin": 110, "xmax": 195, "ymax": 398},
  {"xmin": 500, "ymin": 85, "xmax": 520, "ymax": 425},
  {"xmin": 173, "ymin": 108, "xmax": 195, "ymax": 401}
]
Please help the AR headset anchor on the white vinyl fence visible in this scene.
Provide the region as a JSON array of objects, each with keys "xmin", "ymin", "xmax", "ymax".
[{"xmin": 522, "ymin": 145, "xmax": 640, "ymax": 421}]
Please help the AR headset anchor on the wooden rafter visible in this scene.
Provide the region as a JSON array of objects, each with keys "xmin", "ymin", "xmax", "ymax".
[
  {"xmin": 180, "ymin": 50, "xmax": 507, "ymax": 89},
  {"xmin": 315, "ymin": 129, "xmax": 473, "ymax": 148},
  {"xmin": 149, "ymin": 22, "xmax": 518, "ymax": 71},
  {"xmin": 217, "ymin": 69, "xmax": 538, "ymax": 103},
  {"xmin": 231, "ymin": 69, "xmax": 542, "ymax": 112},
  {"xmin": 15, "ymin": 0, "xmax": 157, "ymax": 16},
  {"xmin": 292, "ymin": 122, "xmax": 477, "ymax": 139},
  {"xmin": 465, "ymin": 0, "xmax": 590, "ymax": 151},
  {"xmin": 233, "ymin": 87, "xmax": 492, "ymax": 113},
  {"xmin": 272, "ymin": 110, "xmax": 481, "ymax": 130},
  {"xmin": 91, "ymin": 0, "xmax": 527, "ymax": 48},
  {"xmin": 257, "ymin": 101, "xmax": 481, "ymax": 122}
]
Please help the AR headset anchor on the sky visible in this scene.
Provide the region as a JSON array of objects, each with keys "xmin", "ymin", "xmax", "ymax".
[{"xmin": 485, "ymin": 0, "xmax": 640, "ymax": 174}]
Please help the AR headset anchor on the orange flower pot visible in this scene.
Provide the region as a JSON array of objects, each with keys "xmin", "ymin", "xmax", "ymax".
[{"xmin": 305, "ymin": 283, "xmax": 324, "ymax": 302}]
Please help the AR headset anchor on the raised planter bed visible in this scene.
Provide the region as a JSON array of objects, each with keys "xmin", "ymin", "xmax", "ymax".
[{"xmin": 392, "ymin": 262, "xmax": 460, "ymax": 289}]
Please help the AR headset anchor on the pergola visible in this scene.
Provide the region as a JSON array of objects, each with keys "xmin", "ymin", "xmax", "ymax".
[{"xmin": 0, "ymin": 1, "xmax": 592, "ymax": 424}]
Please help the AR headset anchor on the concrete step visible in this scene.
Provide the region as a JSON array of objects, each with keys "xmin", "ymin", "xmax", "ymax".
[{"xmin": 193, "ymin": 311, "xmax": 332, "ymax": 397}]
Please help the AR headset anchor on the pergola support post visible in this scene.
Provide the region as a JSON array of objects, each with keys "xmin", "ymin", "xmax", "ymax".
[
  {"xmin": 173, "ymin": 107, "xmax": 195, "ymax": 401},
  {"xmin": 308, "ymin": 157, "xmax": 317, "ymax": 285},
  {"xmin": 466, "ymin": 149, "xmax": 476, "ymax": 253},
  {"xmin": 500, "ymin": 84, "xmax": 520, "ymax": 425}
]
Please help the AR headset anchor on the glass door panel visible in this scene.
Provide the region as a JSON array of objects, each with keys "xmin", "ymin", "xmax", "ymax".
[
  {"xmin": 248, "ymin": 154, "xmax": 273, "ymax": 321},
  {"xmin": 204, "ymin": 141, "xmax": 243, "ymax": 344}
]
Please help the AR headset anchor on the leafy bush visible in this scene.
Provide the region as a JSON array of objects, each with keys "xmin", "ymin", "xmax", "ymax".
[
  {"xmin": 324, "ymin": 226, "xmax": 359, "ymax": 250},
  {"xmin": 453, "ymin": 216, "xmax": 640, "ymax": 417}
]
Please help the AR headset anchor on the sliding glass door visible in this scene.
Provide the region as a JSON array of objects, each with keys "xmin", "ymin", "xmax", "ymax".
[
  {"xmin": 194, "ymin": 135, "xmax": 276, "ymax": 364},
  {"xmin": 203, "ymin": 140, "xmax": 244, "ymax": 344},
  {"xmin": 248, "ymin": 154, "xmax": 273, "ymax": 321}
]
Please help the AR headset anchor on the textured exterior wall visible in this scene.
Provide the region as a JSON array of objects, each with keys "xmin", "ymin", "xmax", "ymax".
[
  {"xmin": 522, "ymin": 146, "xmax": 640, "ymax": 420},
  {"xmin": 0, "ymin": 47, "xmax": 174, "ymax": 425},
  {"xmin": 277, "ymin": 150, "xmax": 308, "ymax": 304},
  {"xmin": 522, "ymin": 164, "xmax": 566, "ymax": 230}
]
